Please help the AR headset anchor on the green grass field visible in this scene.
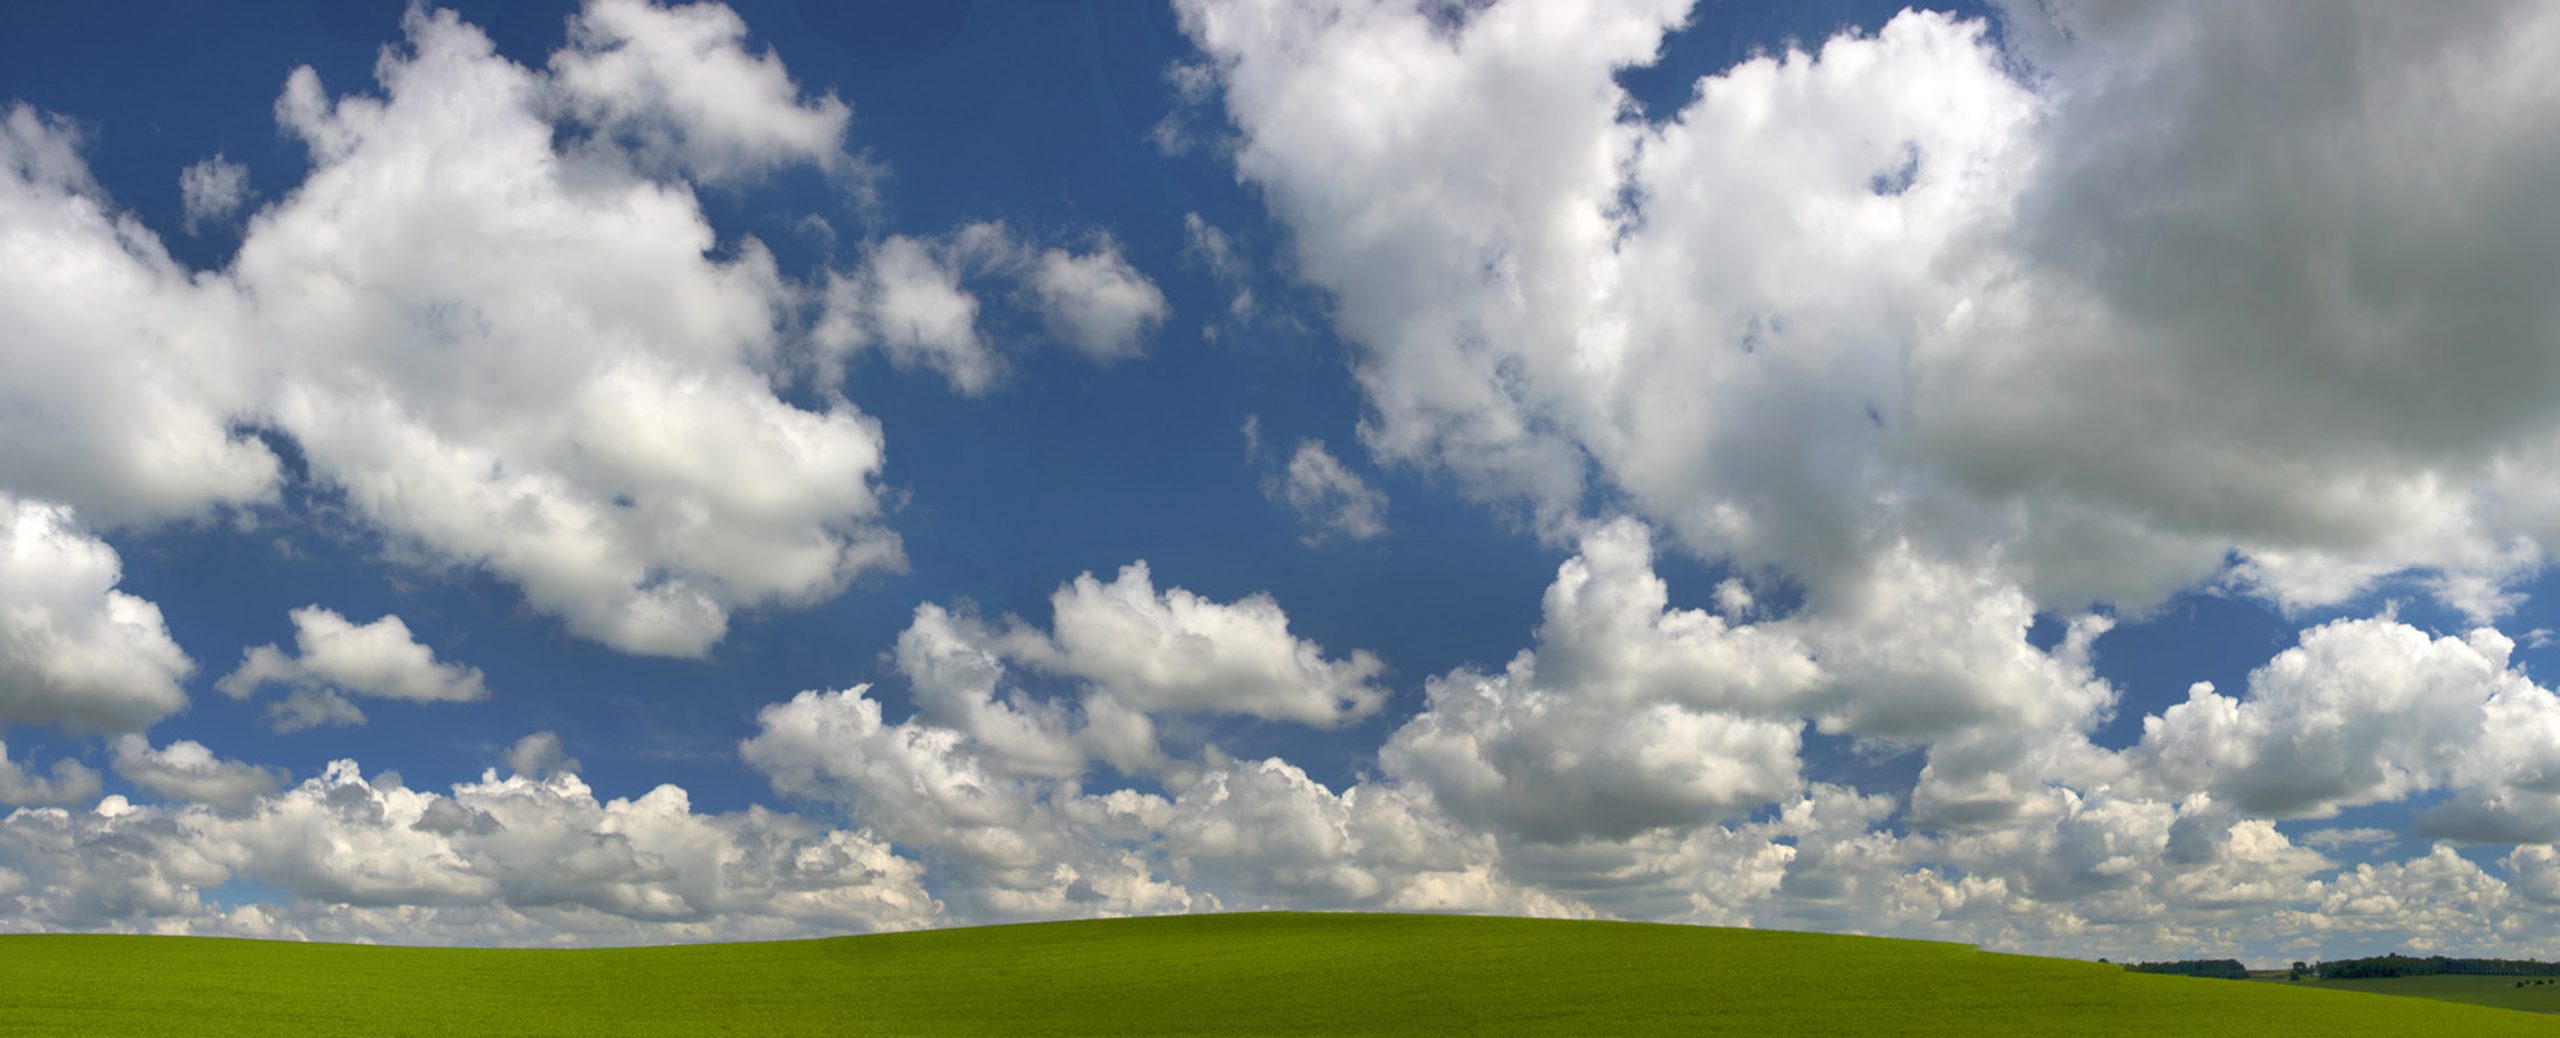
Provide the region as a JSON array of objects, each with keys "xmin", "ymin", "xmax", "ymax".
[
  {"xmin": 3, "ymin": 913, "xmax": 2555, "ymax": 1035},
  {"xmin": 2258, "ymin": 973, "xmax": 2560, "ymax": 1015}
]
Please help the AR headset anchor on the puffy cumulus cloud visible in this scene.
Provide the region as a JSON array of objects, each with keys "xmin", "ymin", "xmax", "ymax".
[
  {"xmin": 1782, "ymin": 552, "xmax": 2113, "ymax": 744},
  {"xmin": 2311, "ymin": 845, "xmax": 2552, "ymax": 956},
  {"xmin": 0, "ymin": 752, "xmax": 937, "ymax": 943},
  {"xmin": 2512, "ymin": 845, "xmax": 2560, "ymax": 906},
  {"xmin": 1174, "ymin": 0, "xmax": 2149, "ymax": 841},
  {"xmin": 0, "ymin": 495, "xmax": 192, "ymax": 733},
  {"xmin": 739, "ymin": 565, "xmax": 1581, "ymax": 921},
  {"xmin": 1156, "ymin": 756, "xmax": 1594, "ymax": 919},
  {"xmin": 742, "ymin": 682, "xmax": 1577, "ymax": 923},
  {"xmin": 1265, "ymin": 440, "xmax": 1389, "ymax": 545},
  {"xmin": 1158, "ymin": 758, "xmax": 1389, "ymax": 906},
  {"xmin": 717, "ymin": 531, "xmax": 1866, "ymax": 937},
  {"xmin": 245, "ymin": 6, "xmax": 899, "ymax": 657},
  {"xmin": 1943, "ymin": 0, "xmax": 2560, "ymax": 618},
  {"xmin": 2130, "ymin": 618, "xmax": 2560, "ymax": 833},
  {"xmin": 2301, "ymin": 828, "xmax": 2397, "ymax": 852},
  {"xmin": 503, "ymin": 731, "xmax": 582, "ymax": 780},
  {"xmin": 1180, "ymin": 0, "xmax": 2560, "ymax": 634},
  {"xmin": 1739, "ymin": 608, "xmax": 2560, "ymax": 958},
  {"xmin": 890, "ymin": 604, "xmax": 1103, "ymax": 778},
  {"xmin": 1026, "ymin": 241, "xmax": 1168, "ymax": 362},
  {"xmin": 549, "ymin": 0, "xmax": 854, "ymax": 184},
  {"xmin": 261, "ymin": 688, "xmax": 368, "ymax": 733},
  {"xmin": 1923, "ymin": 797, "xmax": 2314, "ymax": 929},
  {"xmin": 0, "ymin": 108, "xmax": 277, "ymax": 525},
  {"xmin": 4, "ymin": 0, "xmax": 1172, "ymax": 661},
  {"xmin": 215, "ymin": 607, "xmax": 488, "ymax": 731},
  {"xmin": 1008, "ymin": 561, "xmax": 1388, "ymax": 726},
  {"xmin": 811, "ymin": 223, "xmax": 1169, "ymax": 395},
  {"xmin": 1, "ymin": 3, "xmax": 908, "ymax": 658},
  {"xmin": 1679, "ymin": 608, "xmax": 2560, "ymax": 958},
  {"xmin": 816, "ymin": 232, "xmax": 997, "ymax": 394},
  {"xmin": 722, "ymin": 521, "xmax": 2560, "ymax": 959},
  {"xmin": 108, "ymin": 736, "xmax": 284, "ymax": 811},
  {"xmin": 0, "ymin": 795, "xmax": 232, "ymax": 932},
  {"xmin": 1385, "ymin": 669, "xmax": 1803, "ymax": 840},
  {"xmin": 177, "ymin": 153, "xmax": 248, "ymax": 234},
  {"xmin": 742, "ymin": 685, "xmax": 1201, "ymax": 921},
  {"xmin": 741, "ymin": 532, "xmax": 1796, "ymax": 924},
  {"xmin": 1716, "ymin": 787, "xmax": 2390, "ymax": 962},
  {"xmin": 1148, "ymin": 0, "xmax": 2560, "ymax": 958},
  {"xmin": 1524, "ymin": 520, "xmax": 1821, "ymax": 719},
  {"xmin": 1178, "ymin": 0, "xmax": 2008, "ymax": 561},
  {"xmin": 0, "ymin": 742, "xmax": 101, "ymax": 807},
  {"xmin": 1765, "ymin": 548, "xmax": 2125, "ymax": 829},
  {"xmin": 1379, "ymin": 519, "xmax": 1817, "ymax": 844}
]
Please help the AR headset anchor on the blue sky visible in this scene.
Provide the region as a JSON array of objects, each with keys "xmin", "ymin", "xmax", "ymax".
[{"xmin": 5, "ymin": 0, "xmax": 2560, "ymax": 964}]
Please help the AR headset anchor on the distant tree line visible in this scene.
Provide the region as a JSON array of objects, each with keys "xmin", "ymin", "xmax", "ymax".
[
  {"xmin": 2310, "ymin": 954, "xmax": 2560, "ymax": 980},
  {"xmin": 2125, "ymin": 959, "xmax": 2251, "ymax": 980},
  {"xmin": 2120, "ymin": 953, "xmax": 2560, "ymax": 981}
]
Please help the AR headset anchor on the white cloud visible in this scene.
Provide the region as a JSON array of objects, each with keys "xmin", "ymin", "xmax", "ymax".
[
  {"xmin": 1761, "ymin": 548, "xmax": 2123, "ymax": 828},
  {"xmin": 741, "ymin": 681, "xmax": 1572, "ymax": 923},
  {"xmin": 1267, "ymin": 440, "xmax": 1388, "ymax": 544},
  {"xmin": 1182, "ymin": 211, "xmax": 1243, "ymax": 281},
  {"xmin": 1153, "ymin": 0, "xmax": 2560, "ymax": 954},
  {"xmin": 815, "ymin": 232, "xmax": 997, "ymax": 395},
  {"xmin": 2131, "ymin": 618, "xmax": 2560, "ymax": 828},
  {"xmin": 0, "ymin": 795, "xmax": 230, "ymax": 929},
  {"xmin": 741, "ymin": 684, "xmax": 1201, "ymax": 922},
  {"xmin": 11, "ymin": 525, "xmax": 2560, "ymax": 958},
  {"xmin": 0, "ymin": 1, "xmax": 1173, "ymax": 660},
  {"xmin": 725, "ymin": 521, "xmax": 2560, "ymax": 959},
  {"xmin": 243, "ymin": 8, "xmax": 904, "ymax": 657},
  {"xmin": 2314, "ymin": 845, "xmax": 2529, "ymax": 955},
  {"xmin": 109, "ymin": 735, "xmax": 284, "ymax": 811},
  {"xmin": 1385, "ymin": 676, "xmax": 1803, "ymax": 846},
  {"xmin": 1179, "ymin": 0, "xmax": 2560, "ymax": 636},
  {"xmin": 0, "ymin": 3, "xmax": 929, "ymax": 659},
  {"xmin": 1027, "ymin": 241, "xmax": 1168, "ymax": 361},
  {"xmin": 1162, "ymin": 758, "xmax": 1380, "ymax": 903},
  {"xmin": 2512, "ymin": 845, "xmax": 2560, "ymax": 906},
  {"xmin": 216, "ymin": 607, "xmax": 487, "ymax": 732},
  {"xmin": 263, "ymin": 688, "xmax": 368, "ymax": 733},
  {"xmin": 737, "ymin": 564, "xmax": 1587, "ymax": 921},
  {"xmin": 1008, "ymin": 561, "xmax": 1388, "ymax": 726},
  {"xmin": 2300, "ymin": 827, "xmax": 2396, "ymax": 851},
  {"xmin": 0, "ymin": 495, "xmax": 192, "ymax": 733},
  {"xmin": 549, "ymin": 0, "xmax": 855, "ymax": 184},
  {"xmin": 0, "ymin": 107, "xmax": 277, "ymax": 526},
  {"xmin": 0, "ymin": 752, "xmax": 937, "ymax": 943},
  {"xmin": 891, "ymin": 605, "xmax": 1097, "ymax": 778},
  {"xmin": 740, "ymin": 528, "xmax": 1811, "ymax": 922},
  {"xmin": 504, "ymin": 731, "xmax": 582, "ymax": 779},
  {"xmin": 177, "ymin": 154, "xmax": 248, "ymax": 233},
  {"xmin": 813, "ymin": 224, "xmax": 1170, "ymax": 393},
  {"xmin": 0, "ymin": 742, "xmax": 101, "ymax": 807},
  {"xmin": 1184, "ymin": 212, "xmax": 1257, "ymax": 337},
  {"xmin": 1379, "ymin": 519, "xmax": 1819, "ymax": 844}
]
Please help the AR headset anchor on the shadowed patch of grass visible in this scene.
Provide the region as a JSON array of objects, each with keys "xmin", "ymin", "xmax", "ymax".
[{"xmin": 3, "ymin": 913, "xmax": 2556, "ymax": 1035}]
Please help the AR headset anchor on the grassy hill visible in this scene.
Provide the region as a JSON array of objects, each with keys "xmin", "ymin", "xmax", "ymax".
[
  {"xmin": 2267, "ymin": 973, "xmax": 2560, "ymax": 1016},
  {"xmin": 3, "ymin": 912, "xmax": 2554, "ymax": 1035}
]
